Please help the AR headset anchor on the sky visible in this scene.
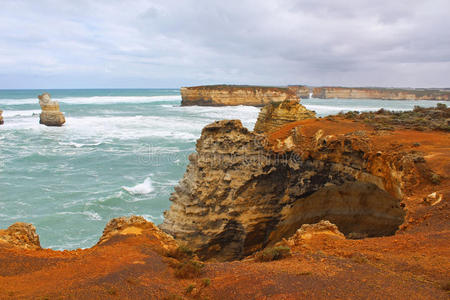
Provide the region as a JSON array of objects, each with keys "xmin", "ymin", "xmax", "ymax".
[{"xmin": 0, "ymin": 0, "xmax": 449, "ymax": 89}]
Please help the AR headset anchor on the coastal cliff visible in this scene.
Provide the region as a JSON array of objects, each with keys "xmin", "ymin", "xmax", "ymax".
[
  {"xmin": 311, "ymin": 86, "xmax": 449, "ymax": 100},
  {"xmin": 180, "ymin": 85, "xmax": 449, "ymax": 105},
  {"xmin": 160, "ymin": 105, "xmax": 449, "ymax": 261},
  {"xmin": 180, "ymin": 85, "xmax": 298, "ymax": 106}
]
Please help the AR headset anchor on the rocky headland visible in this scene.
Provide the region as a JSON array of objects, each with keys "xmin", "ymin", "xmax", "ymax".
[
  {"xmin": 180, "ymin": 85, "xmax": 298, "ymax": 106},
  {"xmin": 38, "ymin": 93, "xmax": 66, "ymax": 126},
  {"xmin": 0, "ymin": 104, "xmax": 449, "ymax": 299},
  {"xmin": 181, "ymin": 85, "xmax": 449, "ymax": 106},
  {"xmin": 310, "ymin": 86, "xmax": 449, "ymax": 100}
]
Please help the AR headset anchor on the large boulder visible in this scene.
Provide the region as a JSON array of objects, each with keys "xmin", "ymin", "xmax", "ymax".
[
  {"xmin": 38, "ymin": 93, "xmax": 65, "ymax": 126},
  {"xmin": 0, "ymin": 222, "xmax": 41, "ymax": 249}
]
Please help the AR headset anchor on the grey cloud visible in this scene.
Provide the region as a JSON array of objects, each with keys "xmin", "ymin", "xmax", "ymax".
[{"xmin": 0, "ymin": 0, "xmax": 448, "ymax": 88}]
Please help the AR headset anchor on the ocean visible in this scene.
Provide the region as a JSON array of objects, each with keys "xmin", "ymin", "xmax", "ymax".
[{"xmin": 0, "ymin": 89, "xmax": 445, "ymax": 250}]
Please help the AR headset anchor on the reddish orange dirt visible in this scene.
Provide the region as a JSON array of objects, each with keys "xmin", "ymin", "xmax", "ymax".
[{"xmin": 1, "ymin": 118, "xmax": 449, "ymax": 299}]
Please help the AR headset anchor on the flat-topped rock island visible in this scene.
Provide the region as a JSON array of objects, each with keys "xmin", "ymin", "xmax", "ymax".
[{"xmin": 180, "ymin": 85, "xmax": 299, "ymax": 106}]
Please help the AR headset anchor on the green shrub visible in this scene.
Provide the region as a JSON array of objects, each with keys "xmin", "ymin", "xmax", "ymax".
[{"xmin": 255, "ymin": 246, "xmax": 291, "ymax": 262}]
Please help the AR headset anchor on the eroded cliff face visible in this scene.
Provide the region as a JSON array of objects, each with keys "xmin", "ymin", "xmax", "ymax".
[
  {"xmin": 312, "ymin": 86, "xmax": 449, "ymax": 100},
  {"xmin": 156, "ymin": 112, "xmax": 447, "ymax": 260},
  {"xmin": 180, "ymin": 85, "xmax": 298, "ymax": 106},
  {"xmin": 253, "ymin": 99, "xmax": 316, "ymax": 133}
]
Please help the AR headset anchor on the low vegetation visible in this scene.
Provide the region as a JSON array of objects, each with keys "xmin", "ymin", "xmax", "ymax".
[
  {"xmin": 340, "ymin": 104, "xmax": 450, "ymax": 132},
  {"xmin": 255, "ymin": 246, "xmax": 291, "ymax": 262}
]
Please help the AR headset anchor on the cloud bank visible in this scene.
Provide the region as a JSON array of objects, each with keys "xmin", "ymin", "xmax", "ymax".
[{"xmin": 0, "ymin": 0, "xmax": 449, "ymax": 88}]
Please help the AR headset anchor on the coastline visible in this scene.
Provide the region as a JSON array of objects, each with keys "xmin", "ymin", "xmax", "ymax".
[
  {"xmin": 1, "ymin": 102, "xmax": 449, "ymax": 298},
  {"xmin": 180, "ymin": 85, "xmax": 450, "ymax": 106}
]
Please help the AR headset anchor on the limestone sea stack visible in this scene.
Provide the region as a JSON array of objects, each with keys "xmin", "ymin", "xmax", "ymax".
[
  {"xmin": 38, "ymin": 93, "xmax": 65, "ymax": 126},
  {"xmin": 253, "ymin": 99, "xmax": 316, "ymax": 133},
  {"xmin": 180, "ymin": 85, "xmax": 299, "ymax": 106},
  {"xmin": 0, "ymin": 110, "xmax": 3, "ymax": 125}
]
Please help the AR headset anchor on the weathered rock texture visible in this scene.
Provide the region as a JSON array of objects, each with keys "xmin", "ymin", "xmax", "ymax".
[
  {"xmin": 180, "ymin": 85, "xmax": 299, "ymax": 106},
  {"xmin": 38, "ymin": 93, "xmax": 65, "ymax": 126},
  {"xmin": 0, "ymin": 222, "xmax": 41, "ymax": 249},
  {"xmin": 312, "ymin": 86, "xmax": 449, "ymax": 100},
  {"xmin": 282, "ymin": 220, "xmax": 345, "ymax": 247},
  {"xmin": 0, "ymin": 110, "xmax": 3, "ymax": 125},
  {"xmin": 254, "ymin": 99, "xmax": 316, "ymax": 133},
  {"xmin": 97, "ymin": 216, "xmax": 177, "ymax": 254},
  {"xmin": 157, "ymin": 114, "xmax": 447, "ymax": 260}
]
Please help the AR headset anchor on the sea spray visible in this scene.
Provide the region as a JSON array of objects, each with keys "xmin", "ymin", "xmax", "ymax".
[{"xmin": 122, "ymin": 177, "xmax": 154, "ymax": 195}]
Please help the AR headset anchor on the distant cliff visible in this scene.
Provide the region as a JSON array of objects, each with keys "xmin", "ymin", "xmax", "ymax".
[
  {"xmin": 180, "ymin": 85, "xmax": 298, "ymax": 106},
  {"xmin": 311, "ymin": 86, "xmax": 449, "ymax": 100},
  {"xmin": 181, "ymin": 85, "xmax": 449, "ymax": 106}
]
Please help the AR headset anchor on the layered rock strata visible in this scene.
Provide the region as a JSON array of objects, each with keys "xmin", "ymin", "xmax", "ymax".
[
  {"xmin": 158, "ymin": 115, "xmax": 444, "ymax": 260},
  {"xmin": 180, "ymin": 85, "xmax": 299, "ymax": 106},
  {"xmin": 38, "ymin": 93, "xmax": 65, "ymax": 126},
  {"xmin": 253, "ymin": 99, "xmax": 316, "ymax": 133},
  {"xmin": 312, "ymin": 86, "xmax": 449, "ymax": 100}
]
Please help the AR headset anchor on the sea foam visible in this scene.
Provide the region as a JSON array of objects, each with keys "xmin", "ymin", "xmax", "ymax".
[{"xmin": 122, "ymin": 177, "xmax": 154, "ymax": 195}]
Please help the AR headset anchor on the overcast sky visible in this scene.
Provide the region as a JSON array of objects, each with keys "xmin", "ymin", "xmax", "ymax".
[{"xmin": 0, "ymin": 0, "xmax": 449, "ymax": 89}]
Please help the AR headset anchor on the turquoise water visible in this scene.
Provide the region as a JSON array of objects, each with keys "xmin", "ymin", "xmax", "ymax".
[{"xmin": 0, "ymin": 89, "xmax": 446, "ymax": 250}]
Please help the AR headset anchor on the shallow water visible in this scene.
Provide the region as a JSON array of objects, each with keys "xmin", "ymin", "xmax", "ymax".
[{"xmin": 0, "ymin": 89, "xmax": 445, "ymax": 249}]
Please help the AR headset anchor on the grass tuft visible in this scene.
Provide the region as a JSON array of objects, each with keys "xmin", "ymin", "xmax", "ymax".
[{"xmin": 255, "ymin": 246, "xmax": 291, "ymax": 262}]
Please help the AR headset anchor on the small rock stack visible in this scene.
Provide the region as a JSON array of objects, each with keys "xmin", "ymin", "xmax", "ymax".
[
  {"xmin": 0, "ymin": 110, "xmax": 3, "ymax": 125},
  {"xmin": 253, "ymin": 99, "xmax": 316, "ymax": 133},
  {"xmin": 38, "ymin": 93, "xmax": 65, "ymax": 126}
]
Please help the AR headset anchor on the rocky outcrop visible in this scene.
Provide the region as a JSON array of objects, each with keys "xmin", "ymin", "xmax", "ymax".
[
  {"xmin": 38, "ymin": 93, "xmax": 65, "ymax": 126},
  {"xmin": 282, "ymin": 220, "xmax": 345, "ymax": 247},
  {"xmin": 97, "ymin": 216, "xmax": 177, "ymax": 253},
  {"xmin": 253, "ymin": 99, "xmax": 316, "ymax": 133},
  {"xmin": 0, "ymin": 222, "xmax": 41, "ymax": 249},
  {"xmin": 180, "ymin": 85, "xmax": 299, "ymax": 106},
  {"xmin": 312, "ymin": 86, "xmax": 449, "ymax": 100},
  {"xmin": 159, "ymin": 114, "xmax": 442, "ymax": 260},
  {"xmin": 0, "ymin": 110, "xmax": 3, "ymax": 125}
]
